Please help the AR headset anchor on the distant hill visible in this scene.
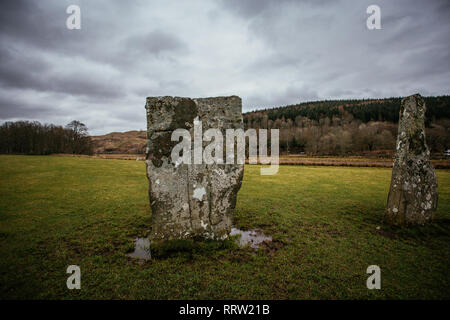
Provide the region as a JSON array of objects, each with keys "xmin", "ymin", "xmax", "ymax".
[
  {"xmin": 91, "ymin": 130, "xmax": 147, "ymax": 154},
  {"xmin": 91, "ymin": 95, "xmax": 450, "ymax": 155}
]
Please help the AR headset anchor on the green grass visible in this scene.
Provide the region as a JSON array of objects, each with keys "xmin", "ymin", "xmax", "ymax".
[{"xmin": 0, "ymin": 155, "xmax": 449, "ymax": 299}]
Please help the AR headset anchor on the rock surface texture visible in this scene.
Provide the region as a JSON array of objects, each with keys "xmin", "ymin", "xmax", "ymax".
[
  {"xmin": 145, "ymin": 96, "xmax": 244, "ymax": 242},
  {"xmin": 385, "ymin": 94, "xmax": 438, "ymax": 225}
]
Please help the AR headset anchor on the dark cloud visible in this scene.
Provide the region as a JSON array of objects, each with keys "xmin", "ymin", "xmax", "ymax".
[
  {"xmin": 0, "ymin": 92, "xmax": 65, "ymax": 119},
  {"xmin": 0, "ymin": 46, "xmax": 50, "ymax": 89},
  {"xmin": 246, "ymin": 85, "xmax": 319, "ymax": 110},
  {"xmin": 220, "ymin": 0, "xmax": 332, "ymax": 18},
  {"xmin": 0, "ymin": 46, "xmax": 123, "ymax": 98},
  {"xmin": 124, "ymin": 30, "xmax": 188, "ymax": 56},
  {"xmin": 0, "ymin": 0, "xmax": 449, "ymax": 134}
]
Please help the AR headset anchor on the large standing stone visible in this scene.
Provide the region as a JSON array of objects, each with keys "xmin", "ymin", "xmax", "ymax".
[
  {"xmin": 385, "ymin": 94, "xmax": 438, "ymax": 225},
  {"xmin": 145, "ymin": 96, "xmax": 244, "ymax": 243}
]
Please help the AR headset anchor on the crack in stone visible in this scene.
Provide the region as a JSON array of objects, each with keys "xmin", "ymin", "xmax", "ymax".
[
  {"xmin": 187, "ymin": 167, "xmax": 193, "ymax": 230},
  {"xmin": 207, "ymin": 168, "xmax": 213, "ymax": 228}
]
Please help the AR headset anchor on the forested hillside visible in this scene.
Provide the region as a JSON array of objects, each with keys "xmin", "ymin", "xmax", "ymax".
[{"xmin": 244, "ymin": 96, "xmax": 450, "ymax": 155}]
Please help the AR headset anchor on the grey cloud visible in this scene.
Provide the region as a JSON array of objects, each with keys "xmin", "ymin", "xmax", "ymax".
[
  {"xmin": 246, "ymin": 85, "xmax": 319, "ymax": 111},
  {"xmin": 0, "ymin": 46, "xmax": 51, "ymax": 89},
  {"xmin": 0, "ymin": 93, "xmax": 64, "ymax": 119},
  {"xmin": 220, "ymin": 0, "xmax": 332, "ymax": 18},
  {"xmin": 219, "ymin": 0, "xmax": 281, "ymax": 17},
  {"xmin": 0, "ymin": 1, "xmax": 71, "ymax": 53},
  {"xmin": 103, "ymin": 30, "xmax": 189, "ymax": 71},
  {"xmin": 124, "ymin": 30, "xmax": 188, "ymax": 56},
  {"xmin": 0, "ymin": 47, "xmax": 123, "ymax": 98}
]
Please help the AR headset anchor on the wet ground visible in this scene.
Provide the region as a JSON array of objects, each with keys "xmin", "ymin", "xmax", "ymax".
[
  {"xmin": 127, "ymin": 237, "xmax": 151, "ymax": 260},
  {"xmin": 230, "ymin": 228, "xmax": 272, "ymax": 249},
  {"xmin": 127, "ymin": 228, "xmax": 272, "ymax": 260}
]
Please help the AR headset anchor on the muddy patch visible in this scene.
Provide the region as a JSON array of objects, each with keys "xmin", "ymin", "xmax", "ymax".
[{"xmin": 230, "ymin": 228, "xmax": 272, "ymax": 249}]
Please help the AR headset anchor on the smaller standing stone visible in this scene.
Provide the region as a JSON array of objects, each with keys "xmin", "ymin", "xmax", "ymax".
[{"xmin": 385, "ymin": 94, "xmax": 438, "ymax": 225}]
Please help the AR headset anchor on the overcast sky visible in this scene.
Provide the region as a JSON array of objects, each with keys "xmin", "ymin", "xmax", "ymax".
[{"xmin": 1, "ymin": 0, "xmax": 449, "ymax": 135}]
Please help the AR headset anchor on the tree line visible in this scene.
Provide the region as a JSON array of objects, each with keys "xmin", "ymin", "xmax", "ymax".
[
  {"xmin": 0, "ymin": 120, "xmax": 93, "ymax": 155},
  {"xmin": 258, "ymin": 96, "xmax": 450, "ymax": 124}
]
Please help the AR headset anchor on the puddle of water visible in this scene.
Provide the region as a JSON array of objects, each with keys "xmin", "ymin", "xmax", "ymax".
[
  {"xmin": 128, "ymin": 229, "xmax": 272, "ymax": 259},
  {"xmin": 127, "ymin": 237, "xmax": 151, "ymax": 260},
  {"xmin": 230, "ymin": 228, "xmax": 272, "ymax": 249}
]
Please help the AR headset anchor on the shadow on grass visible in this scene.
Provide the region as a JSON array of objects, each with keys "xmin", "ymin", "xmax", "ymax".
[
  {"xmin": 378, "ymin": 219, "xmax": 450, "ymax": 242},
  {"xmin": 150, "ymin": 238, "xmax": 238, "ymax": 260}
]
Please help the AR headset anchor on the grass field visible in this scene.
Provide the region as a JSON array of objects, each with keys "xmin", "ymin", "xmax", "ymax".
[{"xmin": 0, "ymin": 155, "xmax": 449, "ymax": 299}]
